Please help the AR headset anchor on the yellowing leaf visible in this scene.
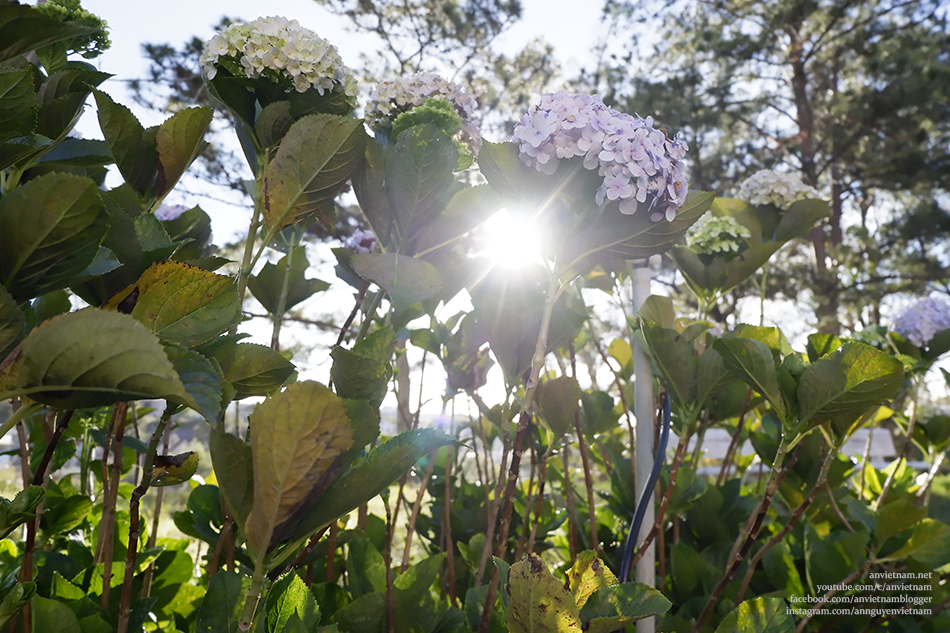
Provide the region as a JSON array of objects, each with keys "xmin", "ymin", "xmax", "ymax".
[
  {"xmin": 564, "ymin": 551, "xmax": 618, "ymax": 609},
  {"xmin": 506, "ymin": 554, "xmax": 582, "ymax": 633},
  {"xmin": 245, "ymin": 381, "xmax": 354, "ymax": 557}
]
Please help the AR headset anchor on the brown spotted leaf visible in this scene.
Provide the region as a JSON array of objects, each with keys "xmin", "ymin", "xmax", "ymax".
[
  {"xmin": 564, "ymin": 550, "xmax": 618, "ymax": 609},
  {"xmin": 245, "ymin": 381, "xmax": 354, "ymax": 558},
  {"xmin": 506, "ymin": 554, "xmax": 582, "ymax": 633}
]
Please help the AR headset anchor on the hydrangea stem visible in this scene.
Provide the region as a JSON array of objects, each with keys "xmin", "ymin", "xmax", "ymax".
[{"xmin": 238, "ymin": 561, "xmax": 266, "ymax": 631}]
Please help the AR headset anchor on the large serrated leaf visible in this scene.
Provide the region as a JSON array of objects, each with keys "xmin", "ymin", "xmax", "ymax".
[
  {"xmin": 105, "ymin": 261, "xmax": 242, "ymax": 348},
  {"xmin": 207, "ymin": 342, "xmax": 295, "ymax": 399},
  {"xmin": 579, "ymin": 583, "xmax": 672, "ymax": 633},
  {"xmin": 713, "ymin": 338, "xmax": 787, "ymax": 422},
  {"xmin": 876, "ymin": 518, "xmax": 950, "ymax": 567},
  {"xmin": 0, "ymin": 67, "xmax": 36, "ymax": 144},
  {"xmin": 265, "ymin": 573, "xmax": 320, "ymax": 633},
  {"xmin": 248, "ymin": 248, "xmax": 330, "ymax": 315},
  {"xmin": 94, "ymin": 89, "xmax": 157, "ymax": 197},
  {"xmin": 9, "ymin": 308, "xmax": 193, "ymax": 409},
  {"xmin": 564, "ymin": 551, "xmax": 618, "ymax": 609},
  {"xmin": 383, "ymin": 123, "xmax": 458, "ymax": 237},
  {"xmin": 714, "ymin": 597, "xmax": 794, "ymax": 633},
  {"xmin": 0, "ymin": 172, "xmax": 107, "ymax": 301},
  {"xmin": 164, "ymin": 344, "xmax": 221, "ymax": 422},
  {"xmin": 196, "ymin": 571, "xmax": 251, "ymax": 633},
  {"xmin": 350, "ymin": 253, "xmax": 443, "ymax": 313},
  {"xmin": 0, "ymin": 486, "xmax": 45, "ymax": 540},
  {"xmin": 263, "ymin": 114, "xmax": 366, "ymax": 232},
  {"xmin": 506, "ymin": 554, "xmax": 582, "ymax": 633},
  {"xmin": 155, "ymin": 106, "xmax": 213, "ymax": 198},
  {"xmin": 640, "ymin": 321, "xmax": 698, "ymax": 406},
  {"xmin": 289, "ymin": 428, "xmax": 456, "ymax": 541},
  {"xmin": 797, "ymin": 343, "xmax": 904, "ymax": 428},
  {"xmin": 245, "ymin": 381, "xmax": 355, "ymax": 556}
]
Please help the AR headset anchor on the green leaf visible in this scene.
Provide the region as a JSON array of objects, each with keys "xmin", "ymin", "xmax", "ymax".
[
  {"xmin": 506, "ymin": 554, "xmax": 582, "ymax": 633},
  {"xmin": 714, "ymin": 597, "xmax": 794, "ymax": 633},
  {"xmin": 207, "ymin": 342, "xmax": 295, "ymax": 400},
  {"xmin": 35, "ymin": 69, "xmax": 109, "ymax": 142},
  {"xmin": 263, "ymin": 114, "xmax": 367, "ymax": 232},
  {"xmin": 350, "ymin": 253, "xmax": 443, "ymax": 313},
  {"xmin": 637, "ymin": 295, "xmax": 676, "ymax": 328},
  {"xmin": 806, "ymin": 333, "xmax": 841, "ymax": 362},
  {"xmin": 151, "ymin": 451, "xmax": 199, "ymax": 487},
  {"xmin": 265, "ymin": 573, "xmax": 320, "ymax": 633},
  {"xmin": 246, "ymin": 381, "xmax": 355, "ymax": 557},
  {"xmin": 732, "ymin": 324, "xmax": 791, "ymax": 357},
  {"xmin": 31, "ymin": 595, "xmax": 81, "ymax": 633},
  {"xmin": 94, "ymin": 89, "xmax": 157, "ymax": 197},
  {"xmin": 331, "ymin": 592, "xmax": 384, "ymax": 633},
  {"xmin": 0, "ymin": 67, "xmax": 36, "ymax": 144},
  {"xmin": 155, "ymin": 106, "xmax": 213, "ymax": 198},
  {"xmin": 875, "ymin": 499, "xmax": 928, "ymax": 549},
  {"xmin": 209, "ymin": 427, "xmax": 254, "ymax": 531},
  {"xmin": 0, "ymin": 284, "xmax": 24, "ymax": 361},
  {"xmin": 797, "ymin": 343, "xmax": 904, "ymax": 428},
  {"xmin": 579, "ymin": 583, "xmax": 672, "ymax": 633},
  {"xmin": 535, "ymin": 376, "xmax": 581, "ymax": 441},
  {"xmin": 410, "ymin": 184, "xmax": 503, "ymax": 255},
  {"xmin": 164, "ymin": 345, "xmax": 221, "ymax": 422},
  {"xmin": 878, "ymin": 518, "xmax": 950, "ymax": 567},
  {"xmin": 0, "ymin": 486, "xmax": 45, "ymax": 540},
  {"xmin": 346, "ymin": 536, "xmax": 386, "ymax": 597},
  {"xmin": 383, "ymin": 123, "xmax": 458, "ymax": 238},
  {"xmin": 640, "ymin": 321, "xmax": 698, "ymax": 407},
  {"xmin": 329, "ymin": 327, "xmax": 395, "ymax": 409},
  {"xmin": 0, "ymin": 172, "xmax": 107, "ymax": 301},
  {"xmin": 196, "ymin": 571, "xmax": 252, "ymax": 633},
  {"xmin": 256, "ymin": 101, "xmax": 294, "ymax": 149},
  {"xmin": 249, "ymin": 249, "xmax": 330, "ymax": 315},
  {"xmin": 10, "ymin": 308, "xmax": 193, "ymax": 409},
  {"xmin": 713, "ymin": 338, "xmax": 786, "ymax": 422},
  {"xmin": 41, "ymin": 493, "xmax": 91, "ymax": 535},
  {"xmin": 289, "ymin": 428, "xmax": 456, "ymax": 541},
  {"xmin": 106, "ymin": 261, "xmax": 242, "ymax": 348},
  {"xmin": 0, "ymin": 582, "xmax": 34, "ymax": 628},
  {"xmin": 564, "ymin": 551, "xmax": 618, "ymax": 609},
  {"xmin": 0, "ymin": 2, "xmax": 103, "ymax": 62}
]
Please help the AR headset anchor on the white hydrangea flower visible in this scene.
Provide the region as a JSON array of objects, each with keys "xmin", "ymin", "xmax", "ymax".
[
  {"xmin": 737, "ymin": 169, "xmax": 820, "ymax": 209},
  {"xmin": 686, "ymin": 215, "xmax": 752, "ymax": 254},
  {"xmin": 200, "ymin": 16, "xmax": 357, "ymax": 99},
  {"xmin": 891, "ymin": 296, "xmax": 950, "ymax": 347},
  {"xmin": 365, "ymin": 72, "xmax": 480, "ymax": 151},
  {"xmin": 512, "ymin": 92, "xmax": 689, "ymax": 221}
]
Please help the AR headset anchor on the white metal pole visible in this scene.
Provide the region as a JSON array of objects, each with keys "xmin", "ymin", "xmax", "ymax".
[{"xmin": 632, "ymin": 261, "xmax": 655, "ymax": 633}]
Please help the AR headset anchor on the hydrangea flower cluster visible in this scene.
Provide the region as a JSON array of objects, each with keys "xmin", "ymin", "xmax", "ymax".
[
  {"xmin": 686, "ymin": 215, "xmax": 752, "ymax": 255},
  {"xmin": 737, "ymin": 169, "xmax": 820, "ymax": 209},
  {"xmin": 154, "ymin": 204, "xmax": 190, "ymax": 221},
  {"xmin": 891, "ymin": 296, "xmax": 950, "ymax": 348},
  {"xmin": 35, "ymin": 0, "xmax": 111, "ymax": 59},
  {"xmin": 365, "ymin": 72, "xmax": 481, "ymax": 153},
  {"xmin": 512, "ymin": 92, "xmax": 689, "ymax": 221},
  {"xmin": 344, "ymin": 229, "xmax": 376, "ymax": 253},
  {"xmin": 200, "ymin": 16, "xmax": 357, "ymax": 99}
]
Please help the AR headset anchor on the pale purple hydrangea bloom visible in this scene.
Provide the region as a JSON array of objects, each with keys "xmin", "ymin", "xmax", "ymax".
[
  {"xmin": 344, "ymin": 229, "xmax": 376, "ymax": 253},
  {"xmin": 513, "ymin": 92, "xmax": 689, "ymax": 221},
  {"xmin": 154, "ymin": 204, "xmax": 190, "ymax": 221},
  {"xmin": 891, "ymin": 296, "xmax": 950, "ymax": 347},
  {"xmin": 365, "ymin": 72, "xmax": 481, "ymax": 153},
  {"xmin": 200, "ymin": 16, "xmax": 357, "ymax": 98}
]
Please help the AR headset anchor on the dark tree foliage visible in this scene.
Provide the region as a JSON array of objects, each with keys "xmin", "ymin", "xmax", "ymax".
[{"xmin": 591, "ymin": 0, "xmax": 950, "ymax": 332}]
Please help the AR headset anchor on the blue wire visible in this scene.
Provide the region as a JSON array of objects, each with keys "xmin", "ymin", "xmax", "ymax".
[{"xmin": 619, "ymin": 391, "xmax": 671, "ymax": 584}]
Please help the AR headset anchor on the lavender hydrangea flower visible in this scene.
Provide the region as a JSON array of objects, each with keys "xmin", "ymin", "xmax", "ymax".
[
  {"xmin": 737, "ymin": 169, "xmax": 820, "ymax": 209},
  {"xmin": 891, "ymin": 296, "xmax": 950, "ymax": 347},
  {"xmin": 200, "ymin": 17, "xmax": 357, "ymax": 101},
  {"xmin": 344, "ymin": 229, "xmax": 376, "ymax": 253},
  {"xmin": 154, "ymin": 204, "xmax": 190, "ymax": 221},
  {"xmin": 512, "ymin": 92, "xmax": 688, "ymax": 221}
]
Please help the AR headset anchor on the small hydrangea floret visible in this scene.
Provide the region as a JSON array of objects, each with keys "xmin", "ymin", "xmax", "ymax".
[
  {"xmin": 344, "ymin": 229, "xmax": 376, "ymax": 254},
  {"xmin": 200, "ymin": 16, "xmax": 357, "ymax": 101},
  {"xmin": 35, "ymin": 0, "xmax": 110, "ymax": 59},
  {"xmin": 737, "ymin": 169, "xmax": 820, "ymax": 209},
  {"xmin": 365, "ymin": 72, "xmax": 481, "ymax": 157},
  {"xmin": 686, "ymin": 215, "xmax": 752, "ymax": 255},
  {"xmin": 891, "ymin": 296, "xmax": 950, "ymax": 348},
  {"xmin": 512, "ymin": 92, "xmax": 689, "ymax": 221}
]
